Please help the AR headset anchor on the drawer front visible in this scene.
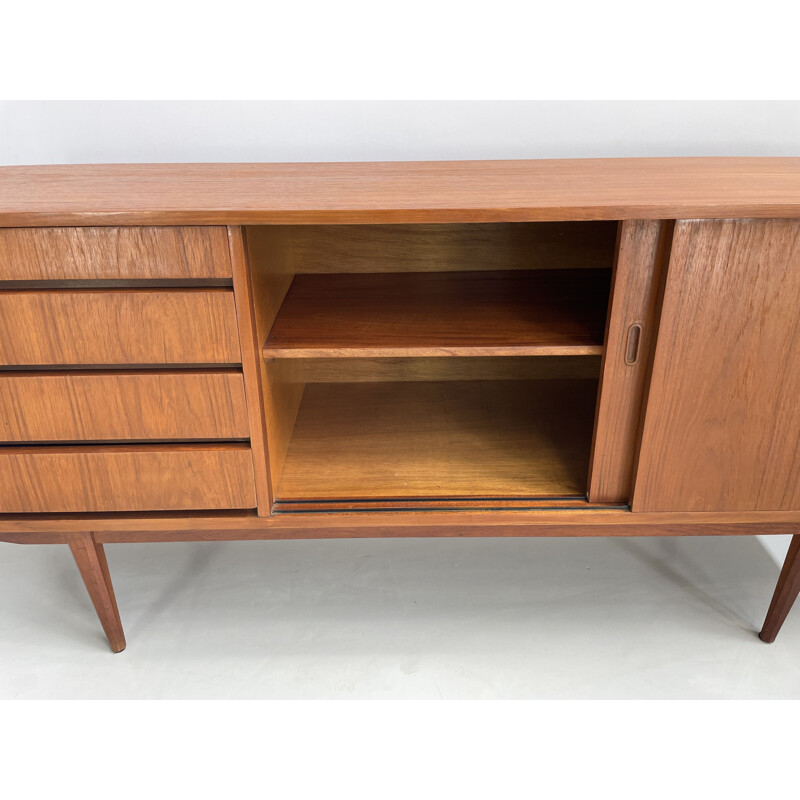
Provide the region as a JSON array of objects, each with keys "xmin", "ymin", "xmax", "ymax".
[
  {"xmin": 0, "ymin": 445, "xmax": 256, "ymax": 512},
  {"xmin": 0, "ymin": 290, "xmax": 241, "ymax": 365},
  {"xmin": 0, "ymin": 371, "xmax": 249, "ymax": 442},
  {"xmin": 0, "ymin": 226, "xmax": 232, "ymax": 281}
]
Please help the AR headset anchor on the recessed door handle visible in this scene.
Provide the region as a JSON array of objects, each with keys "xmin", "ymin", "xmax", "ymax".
[{"xmin": 625, "ymin": 323, "xmax": 642, "ymax": 365}]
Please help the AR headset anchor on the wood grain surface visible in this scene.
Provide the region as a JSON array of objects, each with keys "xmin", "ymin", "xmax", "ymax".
[
  {"xmin": 3, "ymin": 507, "xmax": 799, "ymax": 543},
  {"xmin": 0, "ymin": 289, "xmax": 241, "ymax": 365},
  {"xmin": 760, "ymin": 533, "xmax": 800, "ymax": 643},
  {"xmin": 266, "ymin": 222, "xmax": 617, "ymax": 273},
  {"xmin": 5, "ymin": 523, "xmax": 794, "ymax": 544},
  {"xmin": 272, "ymin": 497, "xmax": 609, "ymax": 513},
  {"xmin": 68, "ymin": 532, "xmax": 126, "ymax": 652},
  {"xmin": 0, "ymin": 226, "xmax": 231, "ymax": 281},
  {"xmin": 2, "ymin": 159, "xmax": 800, "ymax": 225},
  {"xmin": 0, "ymin": 370, "xmax": 248, "ymax": 442},
  {"xmin": 228, "ymin": 226, "xmax": 272, "ymax": 514},
  {"xmin": 633, "ymin": 219, "xmax": 800, "ymax": 512},
  {"xmin": 246, "ymin": 226, "xmax": 305, "ymax": 498},
  {"xmin": 263, "ymin": 270, "xmax": 611, "ymax": 358},
  {"xmin": 5, "ymin": 159, "xmax": 800, "ymax": 651},
  {"xmin": 0, "ymin": 444, "xmax": 256, "ymax": 512},
  {"xmin": 588, "ymin": 220, "xmax": 671, "ymax": 503},
  {"xmin": 85, "ymin": 521, "xmax": 800, "ymax": 543},
  {"xmin": 277, "ymin": 379, "xmax": 598, "ymax": 500},
  {"xmin": 296, "ymin": 355, "xmax": 601, "ymax": 383}
]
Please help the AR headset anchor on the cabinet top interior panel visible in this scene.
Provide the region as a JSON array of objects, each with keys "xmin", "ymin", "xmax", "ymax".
[{"xmin": 1, "ymin": 158, "xmax": 800, "ymax": 225}]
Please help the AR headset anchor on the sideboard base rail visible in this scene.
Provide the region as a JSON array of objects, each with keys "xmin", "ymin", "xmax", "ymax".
[{"xmin": 1, "ymin": 520, "xmax": 798, "ymax": 652}]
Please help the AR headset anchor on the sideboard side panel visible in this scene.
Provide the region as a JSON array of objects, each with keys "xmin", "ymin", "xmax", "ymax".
[
  {"xmin": 632, "ymin": 218, "xmax": 800, "ymax": 512},
  {"xmin": 228, "ymin": 226, "xmax": 273, "ymax": 515}
]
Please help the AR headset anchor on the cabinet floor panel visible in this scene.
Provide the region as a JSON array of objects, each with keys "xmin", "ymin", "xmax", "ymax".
[{"xmin": 277, "ymin": 379, "xmax": 598, "ymax": 501}]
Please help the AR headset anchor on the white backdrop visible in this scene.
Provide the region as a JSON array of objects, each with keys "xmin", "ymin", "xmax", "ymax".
[
  {"xmin": 1, "ymin": 99, "xmax": 796, "ymax": 563},
  {"xmin": 2, "ymin": 100, "xmax": 800, "ymax": 164}
]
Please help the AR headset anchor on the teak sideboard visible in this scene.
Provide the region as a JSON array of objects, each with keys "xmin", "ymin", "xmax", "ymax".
[{"xmin": 2, "ymin": 158, "xmax": 800, "ymax": 653}]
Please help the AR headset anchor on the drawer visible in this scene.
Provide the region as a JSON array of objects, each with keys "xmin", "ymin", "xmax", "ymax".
[
  {"xmin": 0, "ymin": 289, "xmax": 241, "ymax": 366},
  {"xmin": 0, "ymin": 445, "xmax": 256, "ymax": 512},
  {"xmin": 0, "ymin": 371, "xmax": 249, "ymax": 442},
  {"xmin": 0, "ymin": 226, "xmax": 232, "ymax": 281}
]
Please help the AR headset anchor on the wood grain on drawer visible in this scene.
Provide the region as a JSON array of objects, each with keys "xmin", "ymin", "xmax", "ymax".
[
  {"xmin": 0, "ymin": 289, "xmax": 241, "ymax": 365},
  {"xmin": 0, "ymin": 371, "xmax": 249, "ymax": 442},
  {"xmin": 0, "ymin": 226, "xmax": 231, "ymax": 281},
  {"xmin": 0, "ymin": 445, "xmax": 256, "ymax": 512}
]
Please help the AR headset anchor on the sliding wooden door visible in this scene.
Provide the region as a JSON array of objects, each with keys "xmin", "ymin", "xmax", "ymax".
[{"xmin": 632, "ymin": 219, "xmax": 800, "ymax": 512}]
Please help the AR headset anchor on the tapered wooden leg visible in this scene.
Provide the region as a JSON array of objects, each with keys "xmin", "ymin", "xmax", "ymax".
[
  {"xmin": 68, "ymin": 532, "xmax": 126, "ymax": 653},
  {"xmin": 760, "ymin": 534, "xmax": 800, "ymax": 643}
]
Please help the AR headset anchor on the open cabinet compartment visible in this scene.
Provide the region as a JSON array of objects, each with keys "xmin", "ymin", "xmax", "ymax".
[{"xmin": 247, "ymin": 221, "xmax": 618, "ymax": 511}]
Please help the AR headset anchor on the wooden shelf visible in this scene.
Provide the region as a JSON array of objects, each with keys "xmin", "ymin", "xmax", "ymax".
[
  {"xmin": 263, "ymin": 269, "xmax": 610, "ymax": 359},
  {"xmin": 276, "ymin": 379, "xmax": 598, "ymax": 502}
]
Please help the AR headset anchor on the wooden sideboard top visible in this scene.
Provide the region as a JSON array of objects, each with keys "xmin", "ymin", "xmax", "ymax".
[{"xmin": 1, "ymin": 158, "xmax": 799, "ymax": 226}]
